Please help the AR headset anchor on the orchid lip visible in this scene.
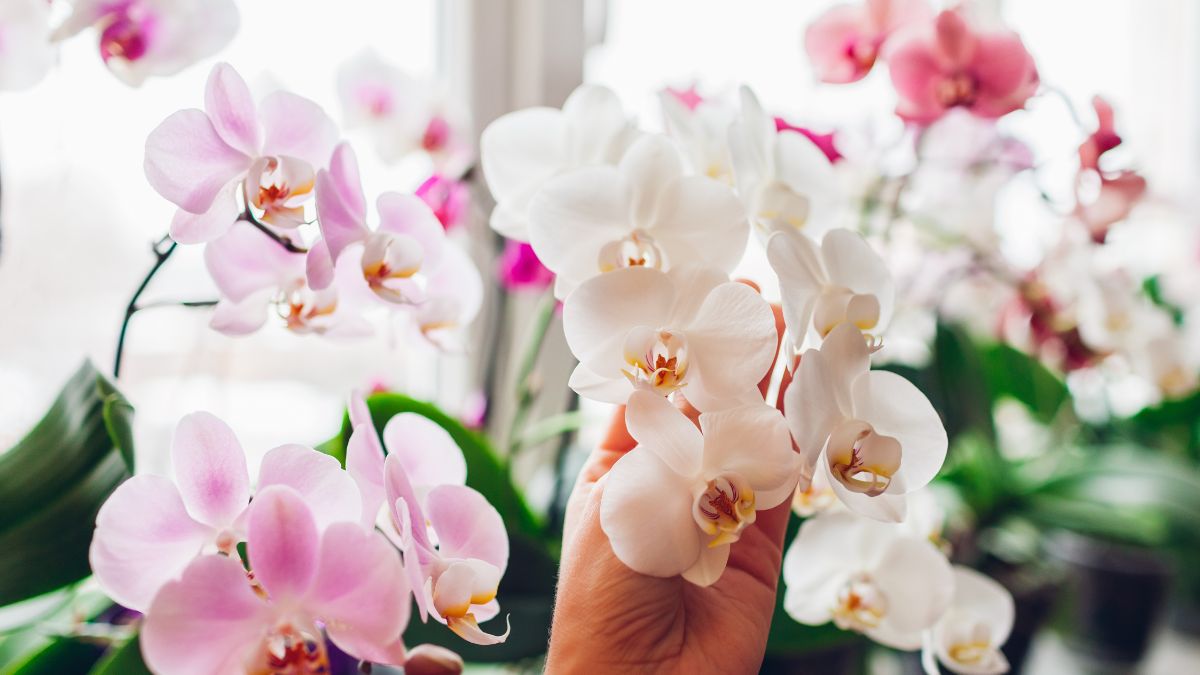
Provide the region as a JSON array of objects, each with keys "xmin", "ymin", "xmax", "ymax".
[
  {"xmin": 622, "ymin": 327, "xmax": 689, "ymax": 394},
  {"xmin": 832, "ymin": 572, "xmax": 888, "ymax": 632},
  {"xmin": 598, "ymin": 230, "xmax": 666, "ymax": 272},
  {"xmin": 826, "ymin": 419, "xmax": 902, "ymax": 497},
  {"xmin": 692, "ymin": 474, "xmax": 755, "ymax": 547},
  {"xmin": 253, "ymin": 623, "xmax": 329, "ymax": 675}
]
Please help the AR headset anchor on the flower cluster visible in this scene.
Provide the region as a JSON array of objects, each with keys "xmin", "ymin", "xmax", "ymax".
[
  {"xmin": 144, "ymin": 63, "xmax": 482, "ymax": 347},
  {"xmin": 0, "ymin": 0, "xmax": 239, "ymax": 90},
  {"xmin": 88, "ymin": 393, "xmax": 509, "ymax": 672}
]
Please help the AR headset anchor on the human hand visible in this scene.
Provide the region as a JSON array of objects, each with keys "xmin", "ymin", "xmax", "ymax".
[{"xmin": 547, "ymin": 304, "xmax": 791, "ymax": 674}]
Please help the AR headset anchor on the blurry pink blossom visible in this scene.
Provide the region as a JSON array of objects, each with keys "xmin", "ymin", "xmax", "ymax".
[
  {"xmin": 665, "ymin": 84, "xmax": 705, "ymax": 111},
  {"xmin": 775, "ymin": 116, "xmax": 843, "ymax": 163},
  {"xmin": 498, "ymin": 241, "xmax": 554, "ymax": 292},
  {"xmin": 416, "ymin": 174, "xmax": 470, "ymax": 230},
  {"xmin": 804, "ymin": 0, "xmax": 930, "ymax": 83},
  {"xmin": 885, "ymin": 9, "xmax": 1038, "ymax": 125},
  {"xmin": 54, "ymin": 0, "xmax": 239, "ymax": 87},
  {"xmin": 1074, "ymin": 97, "xmax": 1146, "ymax": 242}
]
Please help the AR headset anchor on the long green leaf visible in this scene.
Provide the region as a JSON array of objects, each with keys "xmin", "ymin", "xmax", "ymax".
[
  {"xmin": 0, "ymin": 361, "xmax": 134, "ymax": 607},
  {"xmin": 88, "ymin": 637, "xmax": 151, "ymax": 675}
]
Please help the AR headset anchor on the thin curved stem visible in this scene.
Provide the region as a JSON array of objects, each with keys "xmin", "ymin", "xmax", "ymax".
[
  {"xmin": 113, "ymin": 238, "xmax": 178, "ymax": 378},
  {"xmin": 241, "ymin": 208, "xmax": 308, "ymax": 254}
]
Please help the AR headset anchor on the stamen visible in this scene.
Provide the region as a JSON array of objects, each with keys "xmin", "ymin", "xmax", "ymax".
[
  {"xmin": 622, "ymin": 328, "xmax": 689, "ymax": 394},
  {"xmin": 598, "ymin": 231, "xmax": 665, "ymax": 272},
  {"xmin": 692, "ymin": 475, "xmax": 756, "ymax": 547},
  {"xmin": 832, "ymin": 573, "xmax": 888, "ymax": 632}
]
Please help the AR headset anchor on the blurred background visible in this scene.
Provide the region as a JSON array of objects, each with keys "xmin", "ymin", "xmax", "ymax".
[{"xmin": 2, "ymin": 0, "xmax": 1199, "ymax": 673}]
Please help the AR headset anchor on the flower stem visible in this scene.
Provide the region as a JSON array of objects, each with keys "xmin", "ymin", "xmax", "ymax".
[
  {"xmin": 545, "ymin": 387, "xmax": 581, "ymax": 538},
  {"xmin": 505, "ymin": 290, "xmax": 559, "ymax": 466},
  {"xmin": 241, "ymin": 209, "xmax": 308, "ymax": 254},
  {"xmin": 113, "ymin": 238, "xmax": 178, "ymax": 378}
]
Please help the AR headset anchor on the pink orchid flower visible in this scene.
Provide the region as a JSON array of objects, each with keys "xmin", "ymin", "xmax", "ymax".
[
  {"xmin": 0, "ymin": 1, "xmax": 56, "ymax": 91},
  {"xmin": 140, "ymin": 486, "xmax": 411, "ymax": 673},
  {"xmin": 88, "ymin": 412, "xmax": 361, "ymax": 612},
  {"xmin": 203, "ymin": 221, "xmax": 373, "ymax": 337},
  {"xmin": 308, "ymin": 142, "xmax": 448, "ymax": 305},
  {"xmin": 664, "ymin": 84, "xmax": 705, "ymax": 111},
  {"xmin": 804, "ymin": 0, "xmax": 930, "ymax": 83},
  {"xmin": 416, "ymin": 174, "xmax": 470, "ymax": 231},
  {"xmin": 342, "ymin": 393, "xmax": 510, "ymax": 645},
  {"xmin": 1074, "ymin": 97, "xmax": 1146, "ymax": 243},
  {"xmin": 144, "ymin": 62, "xmax": 338, "ymax": 244},
  {"xmin": 498, "ymin": 241, "xmax": 554, "ymax": 292},
  {"xmin": 884, "ymin": 9, "xmax": 1038, "ymax": 125},
  {"xmin": 775, "ymin": 116, "xmax": 844, "ymax": 164},
  {"xmin": 53, "ymin": 0, "xmax": 239, "ymax": 87}
]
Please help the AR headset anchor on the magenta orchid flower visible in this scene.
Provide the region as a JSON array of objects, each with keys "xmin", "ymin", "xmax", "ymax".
[
  {"xmin": 140, "ymin": 486, "xmax": 410, "ymax": 673},
  {"xmin": 804, "ymin": 0, "xmax": 930, "ymax": 84},
  {"xmin": 884, "ymin": 9, "xmax": 1038, "ymax": 125},
  {"xmin": 308, "ymin": 142, "xmax": 448, "ymax": 305},
  {"xmin": 144, "ymin": 62, "xmax": 338, "ymax": 244},
  {"xmin": 1074, "ymin": 97, "xmax": 1146, "ymax": 242},
  {"xmin": 0, "ymin": 0, "xmax": 56, "ymax": 91},
  {"xmin": 498, "ymin": 241, "xmax": 554, "ymax": 292},
  {"xmin": 88, "ymin": 412, "xmax": 361, "ymax": 612},
  {"xmin": 416, "ymin": 174, "xmax": 470, "ymax": 230},
  {"xmin": 775, "ymin": 116, "xmax": 843, "ymax": 164},
  {"xmin": 343, "ymin": 392, "xmax": 510, "ymax": 645},
  {"xmin": 53, "ymin": 0, "xmax": 238, "ymax": 87},
  {"xmin": 204, "ymin": 221, "xmax": 372, "ymax": 337}
]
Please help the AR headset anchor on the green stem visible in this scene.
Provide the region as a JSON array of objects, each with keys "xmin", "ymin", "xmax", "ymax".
[{"xmin": 505, "ymin": 290, "xmax": 559, "ymax": 467}]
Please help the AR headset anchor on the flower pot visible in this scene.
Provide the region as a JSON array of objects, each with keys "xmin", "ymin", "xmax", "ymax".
[{"xmin": 1046, "ymin": 530, "xmax": 1173, "ymax": 666}]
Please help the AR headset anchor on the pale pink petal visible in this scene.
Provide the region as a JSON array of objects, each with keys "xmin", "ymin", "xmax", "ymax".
[
  {"xmin": 168, "ymin": 183, "xmax": 240, "ymax": 244},
  {"xmin": 204, "ymin": 220, "xmax": 305, "ymax": 302},
  {"xmin": 209, "ymin": 293, "xmax": 271, "ymax": 336},
  {"xmin": 680, "ymin": 542, "xmax": 730, "ymax": 587},
  {"xmin": 257, "ymin": 444, "xmax": 362, "ymax": 530},
  {"xmin": 141, "ymin": 555, "xmax": 267, "ymax": 675},
  {"xmin": 171, "ymin": 412, "xmax": 251, "ymax": 529},
  {"xmin": 260, "ymin": 91, "xmax": 339, "ymax": 169},
  {"xmin": 246, "ymin": 486, "xmax": 320, "ymax": 600},
  {"xmin": 385, "ymin": 453, "xmax": 433, "ymax": 550},
  {"xmin": 624, "ymin": 389, "xmax": 704, "ymax": 478},
  {"xmin": 346, "ymin": 423, "xmax": 386, "ymax": 528},
  {"xmin": 89, "ymin": 475, "xmax": 212, "ymax": 612},
  {"xmin": 376, "ymin": 192, "xmax": 446, "ymax": 269},
  {"xmin": 599, "ymin": 444, "xmax": 701, "ymax": 577},
  {"xmin": 884, "ymin": 29, "xmax": 947, "ymax": 124},
  {"xmin": 315, "ymin": 168, "xmax": 369, "ymax": 269},
  {"xmin": 424, "ymin": 485, "xmax": 508, "ymax": 573},
  {"xmin": 969, "ymin": 32, "xmax": 1037, "ymax": 118},
  {"xmin": 327, "ymin": 142, "xmax": 368, "ymax": 221},
  {"xmin": 305, "ymin": 238, "xmax": 336, "ymax": 290},
  {"xmin": 310, "ymin": 523, "xmax": 410, "ymax": 663},
  {"xmin": 804, "ymin": 5, "xmax": 874, "ymax": 84},
  {"xmin": 145, "ymin": 108, "xmax": 250, "ymax": 213},
  {"xmin": 204, "ymin": 63, "xmax": 262, "ymax": 156},
  {"xmin": 382, "ymin": 414, "xmax": 466, "ymax": 490}
]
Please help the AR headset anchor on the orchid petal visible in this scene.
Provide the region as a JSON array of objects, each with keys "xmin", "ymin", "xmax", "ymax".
[
  {"xmin": 205, "ymin": 220, "xmax": 304, "ymax": 302},
  {"xmin": 170, "ymin": 412, "xmax": 250, "ymax": 529},
  {"xmin": 868, "ymin": 536, "xmax": 954, "ymax": 650},
  {"xmin": 168, "ymin": 185, "xmax": 239, "ymax": 244},
  {"xmin": 680, "ymin": 544, "xmax": 731, "ymax": 588},
  {"xmin": 852, "ymin": 371, "xmax": 947, "ymax": 491},
  {"xmin": 376, "ymin": 192, "xmax": 446, "ymax": 269},
  {"xmin": 382, "ymin": 414, "xmax": 466, "ymax": 490},
  {"xmin": 424, "ymin": 485, "xmax": 509, "ymax": 573},
  {"xmin": 259, "ymin": 91, "xmax": 339, "ymax": 169},
  {"xmin": 822, "ymin": 450, "xmax": 909, "ymax": 522},
  {"xmin": 145, "ymin": 108, "xmax": 249, "ymax": 214},
  {"xmin": 315, "ymin": 169, "xmax": 369, "ymax": 269},
  {"xmin": 527, "ymin": 166, "xmax": 630, "ymax": 294},
  {"xmin": 346, "ymin": 423, "xmax": 386, "ymax": 529},
  {"xmin": 699, "ymin": 404, "xmax": 798, "ymax": 508},
  {"xmin": 821, "ymin": 229, "xmax": 895, "ymax": 330},
  {"xmin": 209, "ymin": 293, "xmax": 271, "ymax": 336},
  {"xmin": 257, "ymin": 444, "xmax": 361, "ymax": 530},
  {"xmin": 246, "ymin": 486, "xmax": 319, "ymax": 601},
  {"xmin": 384, "ymin": 453, "xmax": 432, "ymax": 550},
  {"xmin": 624, "ymin": 389, "xmax": 704, "ymax": 478},
  {"xmin": 563, "ymin": 266, "xmax": 676, "ymax": 379},
  {"xmin": 651, "ymin": 175, "xmax": 748, "ymax": 275},
  {"xmin": 88, "ymin": 476, "xmax": 212, "ymax": 612},
  {"xmin": 204, "ymin": 63, "xmax": 261, "ymax": 156},
  {"xmin": 684, "ymin": 282, "xmax": 778, "ymax": 411}
]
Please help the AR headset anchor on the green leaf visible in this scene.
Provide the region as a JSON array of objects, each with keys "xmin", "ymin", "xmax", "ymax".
[
  {"xmin": 319, "ymin": 392, "xmax": 541, "ymax": 538},
  {"xmin": 3, "ymin": 638, "xmax": 104, "ymax": 675},
  {"xmin": 520, "ymin": 410, "xmax": 586, "ymax": 448},
  {"xmin": 0, "ymin": 361, "xmax": 134, "ymax": 607},
  {"xmin": 88, "ymin": 637, "xmax": 151, "ymax": 675},
  {"xmin": 978, "ymin": 343, "xmax": 1068, "ymax": 425}
]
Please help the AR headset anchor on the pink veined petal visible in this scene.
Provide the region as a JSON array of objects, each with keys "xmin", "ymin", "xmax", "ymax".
[
  {"xmin": 348, "ymin": 390, "xmax": 373, "ymax": 429},
  {"xmin": 257, "ymin": 444, "xmax": 362, "ymax": 530},
  {"xmin": 171, "ymin": 412, "xmax": 251, "ymax": 529},
  {"xmin": 204, "ymin": 63, "xmax": 262, "ymax": 156},
  {"xmin": 384, "ymin": 453, "xmax": 433, "ymax": 551},
  {"xmin": 168, "ymin": 182, "xmax": 240, "ymax": 244},
  {"xmin": 259, "ymin": 90, "xmax": 340, "ymax": 169},
  {"xmin": 599, "ymin": 445, "xmax": 702, "ymax": 578},
  {"xmin": 246, "ymin": 486, "xmax": 320, "ymax": 601},
  {"xmin": 327, "ymin": 143, "xmax": 368, "ymax": 221},
  {"xmin": 968, "ymin": 32, "xmax": 1037, "ymax": 118},
  {"xmin": 305, "ymin": 238, "xmax": 336, "ymax": 290},
  {"xmin": 315, "ymin": 169, "xmax": 369, "ymax": 267},
  {"xmin": 346, "ymin": 423, "xmax": 386, "ymax": 529},
  {"xmin": 309, "ymin": 523, "xmax": 410, "ymax": 663},
  {"xmin": 140, "ymin": 555, "xmax": 268, "ymax": 675},
  {"xmin": 88, "ymin": 475, "xmax": 213, "ymax": 612},
  {"xmin": 804, "ymin": 5, "xmax": 873, "ymax": 84},
  {"xmin": 382, "ymin": 414, "xmax": 466, "ymax": 490},
  {"xmin": 392, "ymin": 496, "xmax": 433, "ymax": 623},
  {"xmin": 204, "ymin": 220, "xmax": 305, "ymax": 302},
  {"xmin": 424, "ymin": 485, "xmax": 508, "ymax": 573},
  {"xmin": 681, "ymin": 542, "xmax": 731, "ymax": 587},
  {"xmin": 851, "ymin": 371, "xmax": 947, "ymax": 492},
  {"xmin": 144, "ymin": 108, "xmax": 250, "ymax": 214},
  {"xmin": 376, "ymin": 192, "xmax": 446, "ymax": 270},
  {"xmin": 684, "ymin": 282, "xmax": 778, "ymax": 411},
  {"xmin": 624, "ymin": 389, "xmax": 704, "ymax": 479},
  {"xmin": 698, "ymin": 404, "xmax": 798, "ymax": 509},
  {"xmin": 209, "ymin": 292, "xmax": 271, "ymax": 336},
  {"xmin": 883, "ymin": 29, "xmax": 947, "ymax": 124}
]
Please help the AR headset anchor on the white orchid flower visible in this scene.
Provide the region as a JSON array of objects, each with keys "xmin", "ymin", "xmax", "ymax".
[
  {"xmin": 922, "ymin": 567, "xmax": 1015, "ymax": 675},
  {"xmin": 660, "ymin": 88, "xmax": 738, "ymax": 184},
  {"xmin": 528, "ymin": 134, "xmax": 748, "ymax": 299},
  {"xmin": 768, "ymin": 227, "xmax": 894, "ymax": 356},
  {"xmin": 783, "ymin": 510, "xmax": 953, "ymax": 650},
  {"xmin": 784, "ymin": 322, "xmax": 947, "ymax": 522},
  {"xmin": 480, "ymin": 84, "xmax": 639, "ymax": 242},
  {"xmin": 599, "ymin": 391, "xmax": 797, "ymax": 587},
  {"xmin": 563, "ymin": 266, "xmax": 777, "ymax": 412},
  {"xmin": 728, "ymin": 86, "xmax": 841, "ymax": 240}
]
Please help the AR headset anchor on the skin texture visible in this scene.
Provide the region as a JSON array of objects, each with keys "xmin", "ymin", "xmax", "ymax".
[{"xmin": 547, "ymin": 302, "xmax": 793, "ymax": 674}]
